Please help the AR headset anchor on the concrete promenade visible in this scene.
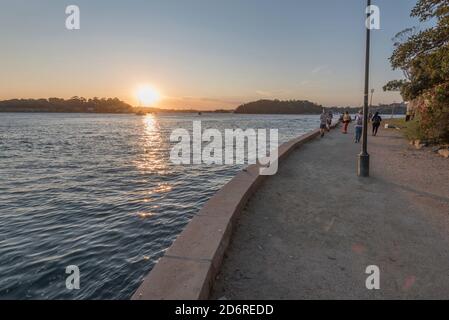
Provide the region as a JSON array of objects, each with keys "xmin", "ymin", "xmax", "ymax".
[{"xmin": 212, "ymin": 124, "xmax": 449, "ymax": 299}]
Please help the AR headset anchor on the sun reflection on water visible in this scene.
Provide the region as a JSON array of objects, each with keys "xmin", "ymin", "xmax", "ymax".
[
  {"xmin": 133, "ymin": 114, "xmax": 170, "ymax": 174},
  {"xmin": 143, "ymin": 114, "xmax": 156, "ymax": 134},
  {"xmin": 149, "ymin": 183, "xmax": 172, "ymax": 194},
  {"xmin": 137, "ymin": 212, "xmax": 155, "ymax": 219}
]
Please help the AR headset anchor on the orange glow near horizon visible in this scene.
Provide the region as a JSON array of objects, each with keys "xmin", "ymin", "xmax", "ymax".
[{"xmin": 136, "ymin": 85, "xmax": 161, "ymax": 107}]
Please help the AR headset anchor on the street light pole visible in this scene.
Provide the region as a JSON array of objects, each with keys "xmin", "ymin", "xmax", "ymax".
[{"xmin": 358, "ymin": 0, "xmax": 371, "ymax": 177}]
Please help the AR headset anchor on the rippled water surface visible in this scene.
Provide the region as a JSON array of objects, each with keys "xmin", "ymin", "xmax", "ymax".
[{"xmin": 0, "ymin": 112, "xmax": 319, "ymax": 299}]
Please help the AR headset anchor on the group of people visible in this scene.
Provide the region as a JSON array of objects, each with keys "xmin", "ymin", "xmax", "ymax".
[
  {"xmin": 320, "ymin": 109, "xmax": 383, "ymax": 142},
  {"xmin": 344, "ymin": 111, "xmax": 383, "ymax": 143}
]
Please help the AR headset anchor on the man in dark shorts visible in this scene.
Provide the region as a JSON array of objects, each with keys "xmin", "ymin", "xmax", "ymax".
[{"xmin": 371, "ymin": 112, "xmax": 382, "ymax": 136}]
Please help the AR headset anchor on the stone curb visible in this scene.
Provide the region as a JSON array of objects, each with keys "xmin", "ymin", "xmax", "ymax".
[{"xmin": 132, "ymin": 124, "xmax": 338, "ymax": 300}]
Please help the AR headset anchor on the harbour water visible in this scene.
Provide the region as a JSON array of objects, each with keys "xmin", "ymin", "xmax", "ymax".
[{"xmin": 0, "ymin": 112, "xmax": 320, "ymax": 299}]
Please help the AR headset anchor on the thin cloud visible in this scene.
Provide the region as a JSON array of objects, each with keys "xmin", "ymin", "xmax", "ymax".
[
  {"xmin": 312, "ymin": 65, "xmax": 329, "ymax": 74},
  {"xmin": 255, "ymin": 90, "xmax": 273, "ymax": 97},
  {"xmin": 160, "ymin": 95, "xmax": 243, "ymax": 109},
  {"xmin": 255, "ymin": 89, "xmax": 290, "ymax": 97}
]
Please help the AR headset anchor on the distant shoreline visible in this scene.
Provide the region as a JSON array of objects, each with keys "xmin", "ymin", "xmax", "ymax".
[
  {"xmin": 0, "ymin": 109, "xmax": 406, "ymax": 115},
  {"xmin": 0, "ymin": 98, "xmax": 406, "ymax": 115},
  {"xmin": 0, "ymin": 110, "xmax": 233, "ymax": 115},
  {"xmin": 0, "ymin": 110, "xmax": 407, "ymax": 116}
]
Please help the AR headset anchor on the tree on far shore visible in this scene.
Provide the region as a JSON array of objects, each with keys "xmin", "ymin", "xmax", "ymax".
[{"xmin": 0, "ymin": 97, "xmax": 133, "ymax": 113}]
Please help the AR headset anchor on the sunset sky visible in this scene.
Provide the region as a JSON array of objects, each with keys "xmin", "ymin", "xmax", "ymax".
[{"xmin": 0, "ymin": 0, "xmax": 421, "ymax": 110}]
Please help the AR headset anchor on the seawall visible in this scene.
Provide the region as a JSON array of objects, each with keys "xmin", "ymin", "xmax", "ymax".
[{"xmin": 132, "ymin": 125, "xmax": 337, "ymax": 300}]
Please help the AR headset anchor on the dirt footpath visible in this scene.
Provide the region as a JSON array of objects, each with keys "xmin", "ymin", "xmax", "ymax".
[{"xmin": 212, "ymin": 125, "xmax": 449, "ymax": 299}]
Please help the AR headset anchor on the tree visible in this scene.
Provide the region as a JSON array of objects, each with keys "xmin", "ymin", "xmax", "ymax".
[
  {"xmin": 384, "ymin": 0, "xmax": 449, "ymax": 143},
  {"xmin": 0, "ymin": 97, "xmax": 134, "ymax": 113}
]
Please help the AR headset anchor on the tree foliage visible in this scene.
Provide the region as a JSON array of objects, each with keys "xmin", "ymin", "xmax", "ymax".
[
  {"xmin": 0, "ymin": 97, "xmax": 133, "ymax": 113},
  {"xmin": 385, "ymin": 0, "xmax": 449, "ymax": 143},
  {"xmin": 235, "ymin": 99, "xmax": 323, "ymax": 114}
]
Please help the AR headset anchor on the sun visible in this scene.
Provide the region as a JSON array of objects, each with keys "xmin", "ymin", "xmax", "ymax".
[{"xmin": 136, "ymin": 85, "xmax": 161, "ymax": 106}]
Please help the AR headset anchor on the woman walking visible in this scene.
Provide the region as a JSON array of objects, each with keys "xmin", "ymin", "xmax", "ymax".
[{"xmin": 342, "ymin": 111, "xmax": 351, "ymax": 134}]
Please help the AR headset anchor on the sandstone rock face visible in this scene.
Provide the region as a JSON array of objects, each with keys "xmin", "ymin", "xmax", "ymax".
[{"xmin": 438, "ymin": 148, "xmax": 449, "ymax": 158}]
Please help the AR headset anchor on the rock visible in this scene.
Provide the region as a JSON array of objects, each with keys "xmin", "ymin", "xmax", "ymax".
[
  {"xmin": 414, "ymin": 140, "xmax": 425, "ymax": 149},
  {"xmin": 438, "ymin": 149, "xmax": 449, "ymax": 158},
  {"xmin": 414, "ymin": 140, "xmax": 429, "ymax": 150}
]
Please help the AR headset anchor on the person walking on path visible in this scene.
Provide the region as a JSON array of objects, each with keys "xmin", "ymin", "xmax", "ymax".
[
  {"xmin": 320, "ymin": 110, "xmax": 328, "ymax": 138},
  {"xmin": 371, "ymin": 112, "xmax": 382, "ymax": 136},
  {"xmin": 342, "ymin": 112, "xmax": 351, "ymax": 134},
  {"xmin": 354, "ymin": 110, "xmax": 363, "ymax": 143},
  {"xmin": 326, "ymin": 111, "xmax": 333, "ymax": 132}
]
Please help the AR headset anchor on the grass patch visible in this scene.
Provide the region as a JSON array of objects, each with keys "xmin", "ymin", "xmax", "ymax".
[{"xmin": 384, "ymin": 117, "xmax": 425, "ymax": 141}]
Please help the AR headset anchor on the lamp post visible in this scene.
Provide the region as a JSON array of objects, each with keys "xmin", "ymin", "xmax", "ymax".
[{"xmin": 358, "ymin": 0, "xmax": 371, "ymax": 177}]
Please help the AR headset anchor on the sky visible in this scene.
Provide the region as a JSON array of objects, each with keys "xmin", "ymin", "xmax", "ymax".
[{"xmin": 0, "ymin": 0, "xmax": 424, "ymax": 109}]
